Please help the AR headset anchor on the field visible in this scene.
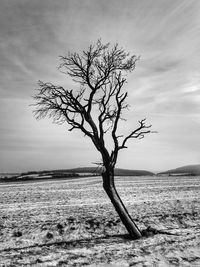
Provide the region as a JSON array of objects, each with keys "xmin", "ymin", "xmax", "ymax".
[{"xmin": 0, "ymin": 175, "xmax": 200, "ymax": 266}]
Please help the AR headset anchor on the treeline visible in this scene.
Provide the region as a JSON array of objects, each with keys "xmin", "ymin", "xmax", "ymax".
[{"xmin": 0, "ymin": 172, "xmax": 80, "ymax": 182}]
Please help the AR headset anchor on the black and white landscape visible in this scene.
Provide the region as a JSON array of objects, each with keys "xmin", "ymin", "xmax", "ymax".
[{"xmin": 0, "ymin": 0, "xmax": 200, "ymax": 266}]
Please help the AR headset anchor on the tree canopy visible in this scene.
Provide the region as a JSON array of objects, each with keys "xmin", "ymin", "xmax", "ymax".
[{"xmin": 33, "ymin": 40, "xmax": 152, "ymax": 169}]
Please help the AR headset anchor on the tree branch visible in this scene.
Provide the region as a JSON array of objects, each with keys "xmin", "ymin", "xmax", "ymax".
[
  {"xmin": 119, "ymin": 119, "xmax": 153, "ymax": 150},
  {"xmin": 32, "ymin": 40, "xmax": 153, "ymax": 169}
]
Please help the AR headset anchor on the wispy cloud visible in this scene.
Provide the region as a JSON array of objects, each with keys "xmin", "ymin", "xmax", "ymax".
[{"xmin": 0, "ymin": 0, "xmax": 199, "ymax": 171}]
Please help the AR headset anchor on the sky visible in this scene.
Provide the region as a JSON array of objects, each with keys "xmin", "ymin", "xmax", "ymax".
[{"xmin": 0, "ymin": 0, "xmax": 200, "ymax": 173}]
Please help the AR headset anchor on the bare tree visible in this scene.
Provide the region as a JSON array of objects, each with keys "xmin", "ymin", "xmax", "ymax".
[{"xmin": 33, "ymin": 40, "xmax": 153, "ymax": 239}]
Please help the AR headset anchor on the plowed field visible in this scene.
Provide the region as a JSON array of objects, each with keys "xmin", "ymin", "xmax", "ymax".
[{"xmin": 0, "ymin": 175, "xmax": 200, "ymax": 266}]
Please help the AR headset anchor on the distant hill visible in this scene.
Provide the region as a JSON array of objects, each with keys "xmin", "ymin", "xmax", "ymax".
[
  {"xmin": 67, "ymin": 167, "xmax": 154, "ymax": 176},
  {"xmin": 115, "ymin": 168, "xmax": 154, "ymax": 176},
  {"xmin": 0, "ymin": 167, "xmax": 154, "ymax": 182},
  {"xmin": 159, "ymin": 164, "xmax": 200, "ymax": 176},
  {"xmin": 0, "ymin": 170, "xmax": 80, "ymax": 182}
]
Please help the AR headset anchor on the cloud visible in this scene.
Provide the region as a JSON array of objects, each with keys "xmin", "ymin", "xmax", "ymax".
[{"xmin": 0, "ymin": 0, "xmax": 199, "ymax": 171}]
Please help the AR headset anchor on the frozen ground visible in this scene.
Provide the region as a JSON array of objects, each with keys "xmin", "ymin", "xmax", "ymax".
[{"xmin": 0, "ymin": 175, "xmax": 200, "ymax": 266}]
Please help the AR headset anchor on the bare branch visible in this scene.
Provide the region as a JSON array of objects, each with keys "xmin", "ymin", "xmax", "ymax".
[
  {"xmin": 32, "ymin": 40, "xmax": 153, "ymax": 169},
  {"xmin": 32, "ymin": 82, "xmax": 94, "ymax": 139},
  {"xmin": 119, "ymin": 119, "xmax": 153, "ymax": 150}
]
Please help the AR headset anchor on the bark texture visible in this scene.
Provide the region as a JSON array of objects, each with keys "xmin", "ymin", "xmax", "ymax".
[{"xmin": 102, "ymin": 169, "xmax": 142, "ymax": 239}]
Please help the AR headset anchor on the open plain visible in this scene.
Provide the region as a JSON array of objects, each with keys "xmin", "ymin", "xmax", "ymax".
[{"xmin": 0, "ymin": 175, "xmax": 200, "ymax": 266}]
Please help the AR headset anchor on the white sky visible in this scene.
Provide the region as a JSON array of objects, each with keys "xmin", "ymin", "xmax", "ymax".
[{"xmin": 0, "ymin": 0, "xmax": 200, "ymax": 172}]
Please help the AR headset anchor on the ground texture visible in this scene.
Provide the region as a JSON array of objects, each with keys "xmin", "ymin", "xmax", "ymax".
[{"xmin": 0, "ymin": 175, "xmax": 200, "ymax": 266}]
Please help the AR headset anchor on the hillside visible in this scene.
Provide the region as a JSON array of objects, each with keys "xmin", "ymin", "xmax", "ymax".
[
  {"xmin": 0, "ymin": 170, "xmax": 80, "ymax": 182},
  {"xmin": 0, "ymin": 167, "xmax": 154, "ymax": 182},
  {"xmin": 159, "ymin": 164, "xmax": 200, "ymax": 176},
  {"xmin": 67, "ymin": 167, "xmax": 154, "ymax": 176}
]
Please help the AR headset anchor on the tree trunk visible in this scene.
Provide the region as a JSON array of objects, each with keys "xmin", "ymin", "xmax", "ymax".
[{"xmin": 102, "ymin": 169, "xmax": 142, "ymax": 239}]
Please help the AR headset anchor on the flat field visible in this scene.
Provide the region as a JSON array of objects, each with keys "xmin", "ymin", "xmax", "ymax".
[{"xmin": 0, "ymin": 175, "xmax": 200, "ymax": 266}]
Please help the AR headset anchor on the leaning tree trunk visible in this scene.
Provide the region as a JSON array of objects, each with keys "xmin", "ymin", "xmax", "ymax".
[{"xmin": 102, "ymin": 168, "xmax": 142, "ymax": 239}]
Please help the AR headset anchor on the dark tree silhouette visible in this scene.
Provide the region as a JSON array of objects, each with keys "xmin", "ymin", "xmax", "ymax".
[{"xmin": 33, "ymin": 40, "xmax": 153, "ymax": 239}]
